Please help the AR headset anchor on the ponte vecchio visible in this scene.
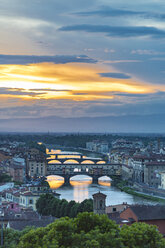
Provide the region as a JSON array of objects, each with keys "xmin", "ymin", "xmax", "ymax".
[{"xmin": 46, "ymin": 149, "xmax": 121, "ymax": 184}]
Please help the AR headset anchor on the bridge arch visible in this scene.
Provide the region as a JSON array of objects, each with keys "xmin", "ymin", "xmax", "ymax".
[
  {"xmin": 81, "ymin": 160, "xmax": 95, "ymax": 164},
  {"xmin": 96, "ymin": 161, "xmax": 106, "ymax": 164},
  {"xmin": 46, "ymin": 175, "xmax": 64, "ymax": 189},
  {"xmin": 48, "ymin": 160, "xmax": 61, "ymax": 164},
  {"xmin": 98, "ymin": 176, "xmax": 111, "ymax": 187},
  {"xmin": 70, "ymin": 175, "xmax": 92, "ymax": 185},
  {"xmin": 64, "ymin": 159, "xmax": 79, "ymax": 164}
]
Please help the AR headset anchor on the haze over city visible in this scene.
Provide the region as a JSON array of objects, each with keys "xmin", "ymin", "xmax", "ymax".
[{"xmin": 0, "ymin": 0, "xmax": 165, "ymax": 132}]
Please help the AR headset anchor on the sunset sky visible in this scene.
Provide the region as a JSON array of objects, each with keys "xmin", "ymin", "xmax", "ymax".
[{"xmin": 0, "ymin": 0, "xmax": 165, "ymax": 131}]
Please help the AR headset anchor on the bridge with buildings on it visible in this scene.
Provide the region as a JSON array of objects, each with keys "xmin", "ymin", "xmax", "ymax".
[{"xmin": 46, "ymin": 150, "xmax": 121, "ymax": 184}]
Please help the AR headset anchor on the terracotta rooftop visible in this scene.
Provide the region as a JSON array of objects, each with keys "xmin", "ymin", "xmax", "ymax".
[{"xmin": 127, "ymin": 205, "xmax": 165, "ymax": 221}]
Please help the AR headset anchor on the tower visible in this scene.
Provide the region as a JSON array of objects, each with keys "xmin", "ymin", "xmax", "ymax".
[{"xmin": 92, "ymin": 192, "xmax": 107, "ymax": 214}]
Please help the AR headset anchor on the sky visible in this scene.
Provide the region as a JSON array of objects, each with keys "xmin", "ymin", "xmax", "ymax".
[{"xmin": 0, "ymin": 0, "xmax": 165, "ymax": 132}]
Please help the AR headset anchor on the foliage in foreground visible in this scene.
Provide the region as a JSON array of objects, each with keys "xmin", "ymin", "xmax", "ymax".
[
  {"xmin": 36, "ymin": 193, "xmax": 93, "ymax": 218},
  {"xmin": 0, "ymin": 226, "xmax": 34, "ymax": 248},
  {"xmin": 15, "ymin": 212, "xmax": 165, "ymax": 248},
  {"xmin": 1, "ymin": 213, "xmax": 165, "ymax": 248}
]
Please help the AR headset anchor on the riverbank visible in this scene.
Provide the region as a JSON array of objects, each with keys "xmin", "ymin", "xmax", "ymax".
[{"xmin": 111, "ymin": 177, "xmax": 165, "ymax": 203}]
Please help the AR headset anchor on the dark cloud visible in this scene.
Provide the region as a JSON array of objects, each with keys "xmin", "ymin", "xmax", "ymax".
[
  {"xmin": 0, "ymin": 87, "xmax": 45, "ymax": 97},
  {"xmin": 99, "ymin": 72, "xmax": 131, "ymax": 79},
  {"xmin": 74, "ymin": 7, "xmax": 165, "ymax": 21},
  {"xmin": 75, "ymin": 7, "xmax": 144, "ymax": 17},
  {"xmin": 59, "ymin": 24, "xmax": 165, "ymax": 38},
  {"xmin": 29, "ymin": 88, "xmax": 70, "ymax": 92},
  {"xmin": 0, "ymin": 54, "xmax": 97, "ymax": 65}
]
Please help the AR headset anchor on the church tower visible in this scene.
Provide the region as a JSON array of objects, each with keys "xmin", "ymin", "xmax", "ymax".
[{"xmin": 93, "ymin": 192, "xmax": 107, "ymax": 214}]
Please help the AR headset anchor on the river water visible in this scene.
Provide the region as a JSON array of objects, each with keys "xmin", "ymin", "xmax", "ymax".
[
  {"xmin": 47, "ymin": 175, "xmax": 158, "ymax": 206},
  {"xmin": 46, "ymin": 148, "xmax": 159, "ymax": 206}
]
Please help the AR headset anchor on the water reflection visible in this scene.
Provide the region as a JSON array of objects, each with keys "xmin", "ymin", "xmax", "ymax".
[
  {"xmin": 47, "ymin": 175, "xmax": 159, "ymax": 205},
  {"xmin": 98, "ymin": 181, "xmax": 111, "ymax": 187},
  {"xmin": 47, "ymin": 175, "xmax": 64, "ymax": 189},
  {"xmin": 70, "ymin": 177, "xmax": 92, "ymax": 202},
  {"xmin": 47, "ymin": 175, "xmax": 111, "ymax": 202}
]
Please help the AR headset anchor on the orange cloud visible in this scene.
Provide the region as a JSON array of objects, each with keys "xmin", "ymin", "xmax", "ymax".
[{"xmin": 0, "ymin": 62, "xmax": 162, "ymax": 101}]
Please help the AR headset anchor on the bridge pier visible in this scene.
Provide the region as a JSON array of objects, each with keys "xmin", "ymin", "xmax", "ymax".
[
  {"xmin": 92, "ymin": 176, "xmax": 99, "ymax": 184},
  {"xmin": 64, "ymin": 175, "xmax": 70, "ymax": 186}
]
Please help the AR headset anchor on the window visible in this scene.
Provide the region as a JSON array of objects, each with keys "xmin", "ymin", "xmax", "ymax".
[
  {"xmin": 100, "ymin": 200, "xmax": 103, "ymax": 209},
  {"xmin": 113, "ymin": 207, "xmax": 116, "ymax": 212},
  {"xmin": 29, "ymin": 199, "xmax": 33, "ymax": 204}
]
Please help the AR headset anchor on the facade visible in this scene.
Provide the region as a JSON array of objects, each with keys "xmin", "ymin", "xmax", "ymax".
[
  {"xmin": 26, "ymin": 148, "xmax": 47, "ymax": 178},
  {"xmin": 144, "ymin": 162, "xmax": 165, "ymax": 187},
  {"xmin": 159, "ymin": 171, "xmax": 165, "ymax": 189},
  {"xmin": 4, "ymin": 184, "xmax": 59, "ymax": 211},
  {"xmin": 9, "ymin": 164, "xmax": 24, "ymax": 182},
  {"xmin": 132, "ymin": 155, "xmax": 152, "ymax": 183},
  {"xmin": 19, "ymin": 192, "xmax": 40, "ymax": 211},
  {"xmin": 120, "ymin": 205, "xmax": 165, "ymax": 235},
  {"xmin": 93, "ymin": 192, "xmax": 106, "ymax": 214},
  {"xmin": 86, "ymin": 141, "xmax": 109, "ymax": 153},
  {"xmin": 122, "ymin": 164, "xmax": 133, "ymax": 180},
  {"xmin": 106, "ymin": 203, "xmax": 129, "ymax": 214}
]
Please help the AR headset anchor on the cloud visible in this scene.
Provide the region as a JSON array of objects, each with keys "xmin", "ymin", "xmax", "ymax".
[
  {"xmin": 131, "ymin": 49, "xmax": 165, "ymax": 55},
  {"xmin": 0, "ymin": 87, "xmax": 45, "ymax": 97},
  {"xmin": 29, "ymin": 88, "xmax": 70, "ymax": 92},
  {"xmin": 59, "ymin": 24, "xmax": 165, "ymax": 38},
  {"xmin": 104, "ymin": 49, "xmax": 116, "ymax": 53},
  {"xmin": 74, "ymin": 7, "xmax": 165, "ymax": 21},
  {"xmin": 99, "ymin": 72, "xmax": 131, "ymax": 79},
  {"xmin": 74, "ymin": 7, "xmax": 144, "ymax": 17},
  {"xmin": 0, "ymin": 54, "xmax": 97, "ymax": 65},
  {"xmin": 103, "ymin": 60, "xmax": 141, "ymax": 64}
]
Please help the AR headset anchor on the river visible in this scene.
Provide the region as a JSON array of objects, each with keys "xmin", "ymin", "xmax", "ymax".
[{"xmin": 47, "ymin": 175, "xmax": 159, "ymax": 206}]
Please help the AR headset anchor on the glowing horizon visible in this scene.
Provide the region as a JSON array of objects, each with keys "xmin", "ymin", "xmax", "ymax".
[{"xmin": 0, "ymin": 62, "xmax": 162, "ymax": 103}]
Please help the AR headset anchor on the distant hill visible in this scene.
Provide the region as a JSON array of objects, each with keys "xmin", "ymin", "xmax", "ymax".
[{"xmin": 0, "ymin": 114, "xmax": 164, "ymax": 133}]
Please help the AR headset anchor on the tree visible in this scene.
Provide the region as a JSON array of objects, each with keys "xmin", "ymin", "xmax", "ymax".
[
  {"xmin": 36, "ymin": 194, "xmax": 93, "ymax": 218},
  {"xmin": 64, "ymin": 200, "xmax": 76, "ymax": 217},
  {"xmin": 59, "ymin": 199, "xmax": 68, "ymax": 217},
  {"xmin": 120, "ymin": 222, "xmax": 165, "ymax": 248},
  {"xmin": 15, "ymin": 213, "xmax": 165, "ymax": 248},
  {"xmin": 36, "ymin": 193, "xmax": 55, "ymax": 215},
  {"xmin": 0, "ymin": 173, "xmax": 11, "ymax": 183},
  {"xmin": 70, "ymin": 203, "xmax": 80, "ymax": 218},
  {"xmin": 0, "ymin": 226, "xmax": 34, "ymax": 248},
  {"xmin": 50, "ymin": 198, "xmax": 60, "ymax": 217}
]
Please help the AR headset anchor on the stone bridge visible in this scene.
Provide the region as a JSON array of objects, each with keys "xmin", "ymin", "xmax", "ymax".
[
  {"xmin": 46, "ymin": 163, "xmax": 122, "ymax": 185},
  {"xmin": 47, "ymin": 151, "xmax": 105, "ymax": 165}
]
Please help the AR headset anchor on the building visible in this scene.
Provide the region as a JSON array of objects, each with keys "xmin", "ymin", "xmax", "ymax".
[
  {"xmin": 106, "ymin": 202, "xmax": 129, "ymax": 214},
  {"xmin": 26, "ymin": 148, "xmax": 47, "ymax": 178},
  {"xmin": 120, "ymin": 205, "xmax": 165, "ymax": 235},
  {"xmin": 93, "ymin": 192, "xmax": 106, "ymax": 214},
  {"xmin": 122, "ymin": 164, "xmax": 133, "ymax": 181},
  {"xmin": 144, "ymin": 162, "xmax": 165, "ymax": 187},
  {"xmin": 86, "ymin": 141, "xmax": 109, "ymax": 153},
  {"xmin": 159, "ymin": 171, "xmax": 165, "ymax": 189},
  {"xmin": 9, "ymin": 163, "xmax": 24, "ymax": 183},
  {"xmin": 3, "ymin": 184, "xmax": 60, "ymax": 211},
  {"xmin": 0, "ymin": 206, "xmax": 56, "ymax": 231}
]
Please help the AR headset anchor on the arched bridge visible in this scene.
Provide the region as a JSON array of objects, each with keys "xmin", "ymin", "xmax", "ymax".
[
  {"xmin": 46, "ymin": 150, "xmax": 121, "ymax": 184},
  {"xmin": 47, "ymin": 151, "xmax": 105, "ymax": 165},
  {"xmin": 46, "ymin": 163, "xmax": 122, "ymax": 185}
]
